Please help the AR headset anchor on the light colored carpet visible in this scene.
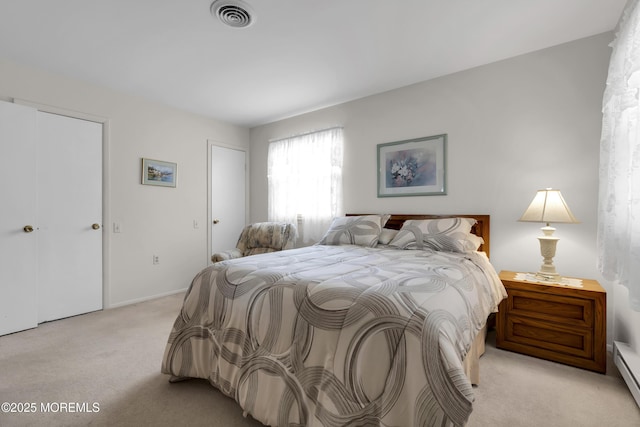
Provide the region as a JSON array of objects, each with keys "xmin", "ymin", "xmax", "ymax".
[{"xmin": 0, "ymin": 292, "xmax": 638, "ymax": 427}]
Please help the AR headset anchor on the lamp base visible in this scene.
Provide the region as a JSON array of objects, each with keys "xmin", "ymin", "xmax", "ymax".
[{"xmin": 537, "ymin": 227, "xmax": 560, "ymax": 279}]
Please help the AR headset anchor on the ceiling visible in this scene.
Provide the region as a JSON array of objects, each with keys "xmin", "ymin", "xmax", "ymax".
[{"xmin": 0, "ymin": 1, "xmax": 626, "ymax": 128}]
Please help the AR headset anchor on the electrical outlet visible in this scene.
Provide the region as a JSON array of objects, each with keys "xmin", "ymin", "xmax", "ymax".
[{"xmin": 153, "ymin": 255, "xmax": 159, "ymax": 265}]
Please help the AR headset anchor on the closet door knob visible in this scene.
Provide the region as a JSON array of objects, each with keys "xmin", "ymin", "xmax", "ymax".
[
  {"xmin": 213, "ymin": 219, "xmax": 220, "ymax": 224},
  {"xmin": 23, "ymin": 225, "xmax": 34, "ymax": 233},
  {"xmin": 92, "ymin": 223, "xmax": 101, "ymax": 230}
]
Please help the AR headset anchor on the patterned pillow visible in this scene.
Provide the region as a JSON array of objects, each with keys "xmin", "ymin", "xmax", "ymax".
[
  {"xmin": 378, "ymin": 228, "xmax": 399, "ymax": 245},
  {"xmin": 463, "ymin": 233, "xmax": 484, "ymax": 252},
  {"xmin": 318, "ymin": 215, "xmax": 385, "ymax": 247},
  {"xmin": 388, "ymin": 217, "xmax": 477, "ymax": 253}
]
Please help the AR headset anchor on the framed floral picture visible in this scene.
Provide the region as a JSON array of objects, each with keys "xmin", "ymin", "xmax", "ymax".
[{"xmin": 377, "ymin": 134, "xmax": 447, "ymax": 197}]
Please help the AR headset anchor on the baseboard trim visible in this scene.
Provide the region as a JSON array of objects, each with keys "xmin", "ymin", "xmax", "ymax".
[
  {"xmin": 613, "ymin": 341, "xmax": 640, "ymax": 408},
  {"xmin": 106, "ymin": 288, "xmax": 187, "ymax": 309}
]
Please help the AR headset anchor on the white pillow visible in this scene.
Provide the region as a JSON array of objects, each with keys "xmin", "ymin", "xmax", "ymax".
[
  {"xmin": 318, "ymin": 215, "xmax": 385, "ymax": 247},
  {"xmin": 388, "ymin": 217, "xmax": 476, "ymax": 253}
]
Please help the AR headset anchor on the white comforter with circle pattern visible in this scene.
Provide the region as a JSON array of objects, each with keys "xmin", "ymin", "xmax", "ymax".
[{"xmin": 162, "ymin": 244, "xmax": 506, "ymax": 427}]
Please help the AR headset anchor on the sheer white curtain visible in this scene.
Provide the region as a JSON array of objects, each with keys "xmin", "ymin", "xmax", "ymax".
[
  {"xmin": 598, "ymin": 0, "xmax": 640, "ymax": 311},
  {"xmin": 268, "ymin": 127, "xmax": 343, "ymax": 245}
]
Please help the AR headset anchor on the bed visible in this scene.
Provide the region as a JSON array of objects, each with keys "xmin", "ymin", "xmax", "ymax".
[{"xmin": 161, "ymin": 214, "xmax": 506, "ymax": 427}]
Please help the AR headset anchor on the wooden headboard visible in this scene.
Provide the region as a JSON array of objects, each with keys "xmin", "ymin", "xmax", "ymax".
[{"xmin": 347, "ymin": 214, "xmax": 490, "ymax": 257}]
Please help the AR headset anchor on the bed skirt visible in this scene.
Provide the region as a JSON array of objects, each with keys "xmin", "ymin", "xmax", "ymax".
[{"xmin": 463, "ymin": 324, "xmax": 487, "ymax": 385}]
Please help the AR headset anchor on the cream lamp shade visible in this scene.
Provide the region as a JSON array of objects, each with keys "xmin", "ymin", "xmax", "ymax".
[{"xmin": 519, "ymin": 188, "xmax": 579, "ymax": 278}]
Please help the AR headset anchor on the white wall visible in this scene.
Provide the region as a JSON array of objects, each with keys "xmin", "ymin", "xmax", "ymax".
[
  {"xmin": 250, "ymin": 32, "xmax": 640, "ymax": 350},
  {"xmin": 615, "ymin": 286, "xmax": 640, "ymax": 351},
  {"xmin": 0, "ymin": 58, "xmax": 249, "ymax": 307}
]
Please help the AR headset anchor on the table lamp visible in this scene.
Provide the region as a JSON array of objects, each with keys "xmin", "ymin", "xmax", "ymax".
[{"xmin": 519, "ymin": 188, "xmax": 579, "ymax": 279}]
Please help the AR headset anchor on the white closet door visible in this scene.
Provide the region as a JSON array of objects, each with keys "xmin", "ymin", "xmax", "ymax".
[
  {"xmin": 0, "ymin": 101, "xmax": 38, "ymax": 335},
  {"xmin": 210, "ymin": 144, "xmax": 247, "ymax": 255},
  {"xmin": 37, "ymin": 112, "xmax": 103, "ymax": 322}
]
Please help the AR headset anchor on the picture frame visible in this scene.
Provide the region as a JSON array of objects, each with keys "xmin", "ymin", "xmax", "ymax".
[
  {"xmin": 141, "ymin": 158, "xmax": 177, "ymax": 188},
  {"xmin": 377, "ymin": 134, "xmax": 447, "ymax": 197}
]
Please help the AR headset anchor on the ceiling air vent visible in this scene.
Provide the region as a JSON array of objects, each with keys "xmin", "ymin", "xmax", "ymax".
[{"xmin": 210, "ymin": 0, "xmax": 255, "ymax": 28}]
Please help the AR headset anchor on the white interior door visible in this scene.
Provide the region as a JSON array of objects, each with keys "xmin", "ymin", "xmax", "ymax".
[
  {"xmin": 0, "ymin": 101, "xmax": 38, "ymax": 335},
  {"xmin": 37, "ymin": 112, "xmax": 103, "ymax": 322},
  {"xmin": 210, "ymin": 144, "xmax": 247, "ymax": 256}
]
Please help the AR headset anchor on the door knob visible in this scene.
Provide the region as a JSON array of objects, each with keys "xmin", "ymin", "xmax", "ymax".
[
  {"xmin": 92, "ymin": 223, "xmax": 101, "ymax": 230},
  {"xmin": 213, "ymin": 219, "xmax": 220, "ymax": 224},
  {"xmin": 23, "ymin": 225, "xmax": 34, "ymax": 233}
]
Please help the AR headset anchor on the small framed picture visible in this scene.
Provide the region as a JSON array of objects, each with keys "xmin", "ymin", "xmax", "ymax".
[
  {"xmin": 377, "ymin": 134, "xmax": 447, "ymax": 197},
  {"xmin": 141, "ymin": 158, "xmax": 177, "ymax": 188}
]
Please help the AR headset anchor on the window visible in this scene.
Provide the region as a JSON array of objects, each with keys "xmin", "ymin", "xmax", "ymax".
[
  {"xmin": 598, "ymin": 0, "xmax": 640, "ymax": 311},
  {"xmin": 268, "ymin": 127, "xmax": 343, "ymax": 245}
]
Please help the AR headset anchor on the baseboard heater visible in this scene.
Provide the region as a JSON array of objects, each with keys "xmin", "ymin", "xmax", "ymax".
[{"xmin": 613, "ymin": 341, "xmax": 640, "ymax": 408}]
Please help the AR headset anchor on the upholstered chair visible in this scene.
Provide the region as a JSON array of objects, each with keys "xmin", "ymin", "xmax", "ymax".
[{"xmin": 211, "ymin": 222, "xmax": 297, "ymax": 262}]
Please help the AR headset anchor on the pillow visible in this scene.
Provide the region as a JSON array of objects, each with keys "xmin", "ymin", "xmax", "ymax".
[
  {"xmin": 463, "ymin": 233, "xmax": 484, "ymax": 252},
  {"xmin": 378, "ymin": 228, "xmax": 399, "ymax": 245},
  {"xmin": 388, "ymin": 217, "xmax": 476, "ymax": 253},
  {"xmin": 380, "ymin": 214, "xmax": 391, "ymax": 227},
  {"xmin": 318, "ymin": 215, "xmax": 385, "ymax": 247}
]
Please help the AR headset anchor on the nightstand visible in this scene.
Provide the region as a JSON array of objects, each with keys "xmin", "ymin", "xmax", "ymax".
[{"xmin": 496, "ymin": 270, "xmax": 606, "ymax": 373}]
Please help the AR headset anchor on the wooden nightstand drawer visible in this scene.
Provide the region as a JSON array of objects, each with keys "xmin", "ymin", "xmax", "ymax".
[
  {"xmin": 503, "ymin": 315, "xmax": 594, "ymax": 359},
  {"xmin": 496, "ymin": 270, "xmax": 606, "ymax": 373},
  {"xmin": 507, "ymin": 289, "xmax": 594, "ymax": 328}
]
